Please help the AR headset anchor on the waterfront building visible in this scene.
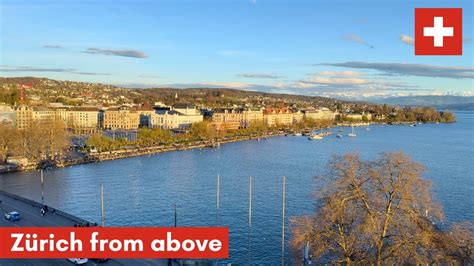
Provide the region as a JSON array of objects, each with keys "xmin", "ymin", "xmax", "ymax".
[
  {"xmin": 32, "ymin": 106, "xmax": 56, "ymax": 123},
  {"xmin": 241, "ymin": 108, "xmax": 264, "ymax": 128},
  {"xmin": 263, "ymin": 107, "xmax": 294, "ymax": 127},
  {"xmin": 101, "ymin": 107, "xmax": 140, "ymax": 130},
  {"xmin": 344, "ymin": 112, "xmax": 372, "ymax": 121},
  {"xmin": 210, "ymin": 108, "xmax": 243, "ymax": 131},
  {"xmin": 292, "ymin": 109, "xmax": 304, "ymax": 124},
  {"xmin": 14, "ymin": 105, "xmax": 33, "ymax": 130},
  {"xmin": 373, "ymin": 114, "xmax": 386, "ymax": 121},
  {"xmin": 14, "ymin": 105, "xmax": 60, "ymax": 130},
  {"xmin": 0, "ymin": 104, "xmax": 16, "ymax": 127},
  {"xmin": 148, "ymin": 103, "xmax": 203, "ymax": 130},
  {"xmin": 302, "ymin": 108, "xmax": 336, "ymax": 121},
  {"xmin": 134, "ymin": 106, "xmax": 156, "ymax": 128},
  {"xmin": 148, "ymin": 110, "xmax": 181, "ymax": 129},
  {"xmin": 55, "ymin": 107, "xmax": 100, "ymax": 132},
  {"xmin": 172, "ymin": 103, "xmax": 200, "ymax": 116}
]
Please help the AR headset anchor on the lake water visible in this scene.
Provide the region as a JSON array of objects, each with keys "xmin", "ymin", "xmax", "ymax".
[{"xmin": 1, "ymin": 111, "xmax": 473, "ymax": 264}]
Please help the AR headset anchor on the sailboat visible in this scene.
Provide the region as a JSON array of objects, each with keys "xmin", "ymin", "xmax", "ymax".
[
  {"xmin": 302, "ymin": 242, "xmax": 312, "ymax": 265},
  {"xmin": 348, "ymin": 125, "xmax": 356, "ymax": 137}
]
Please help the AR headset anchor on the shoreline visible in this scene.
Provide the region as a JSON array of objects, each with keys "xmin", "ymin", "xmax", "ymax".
[
  {"xmin": 0, "ymin": 130, "xmax": 288, "ymax": 174},
  {"xmin": 0, "ymin": 121, "xmax": 450, "ymax": 174}
]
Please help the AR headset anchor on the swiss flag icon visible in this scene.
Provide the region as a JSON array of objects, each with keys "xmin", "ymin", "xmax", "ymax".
[{"xmin": 415, "ymin": 8, "xmax": 462, "ymax": 55}]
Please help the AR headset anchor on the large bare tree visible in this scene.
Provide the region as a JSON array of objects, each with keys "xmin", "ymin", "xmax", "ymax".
[{"xmin": 291, "ymin": 152, "xmax": 473, "ymax": 265}]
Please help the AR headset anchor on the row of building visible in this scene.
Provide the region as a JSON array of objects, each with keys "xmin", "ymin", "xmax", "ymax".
[
  {"xmin": 0, "ymin": 103, "xmax": 340, "ymax": 132},
  {"xmin": 1, "ymin": 103, "xmax": 204, "ymax": 132},
  {"xmin": 207, "ymin": 107, "xmax": 336, "ymax": 130}
]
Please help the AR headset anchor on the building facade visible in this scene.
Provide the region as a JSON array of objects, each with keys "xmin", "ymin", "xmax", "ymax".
[
  {"xmin": 241, "ymin": 108, "xmax": 264, "ymax": 128},
  {"xmin": 56, "ymin": 107, "xmax": 99, "ymax": 131},
  {"xmin": 14, "ymin": 105, "xmax": 33, "ymax": 130},
  {"xmin": 344, "ymin": 112, "xmax": 372, "ymax": 121},
  {"xmin": 210, "ymin": 108, "xmax": 243, "ymax": 131},
  {"xmin": 302, "ymin": 108, "xmax": 336, "ymax": 121},
  {"xmin": 263, "ymin": 107, "xmax": 294, "ymax": 127},
  {"xmin": 0, "ymin": 104, "xmax": 16, "ymax": 127},
  {"xmin": 101, "ymin": 107, "xmax": 140, "ymax": 130},
  {"xmin": 148, "ymin": 104, "xmax": 203, "ymax": 130}
]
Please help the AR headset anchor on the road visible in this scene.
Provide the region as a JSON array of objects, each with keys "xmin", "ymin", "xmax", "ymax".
[{"xmin": 0, "ymin": 191, "xmax": 178, "ymax": 266}]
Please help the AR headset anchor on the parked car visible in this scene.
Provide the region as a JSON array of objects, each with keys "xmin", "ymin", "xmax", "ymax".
[
  {"xmin": 91, "ymin": 258, "xmax": 109, "ymax": 263},
  {"xmin": 67, "ymin": 258, "xmax": 88, "ymax": 265},
  {"xmin": 4, "ymin": 211, "xmax": 21, "ymax": 221}
]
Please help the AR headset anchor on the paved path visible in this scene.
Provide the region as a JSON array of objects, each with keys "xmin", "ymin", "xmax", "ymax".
[{"xmin": 0, "ymin": 191, "xmax": 178, "ymax": 266}]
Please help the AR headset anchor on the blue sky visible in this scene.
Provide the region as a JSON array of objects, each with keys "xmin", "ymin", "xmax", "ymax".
[{"xmin": 0, "ymin": 0, "xmax": 472, "ymax": 99}]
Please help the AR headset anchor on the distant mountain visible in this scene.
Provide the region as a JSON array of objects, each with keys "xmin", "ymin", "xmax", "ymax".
[{"xmin": 371, "ymin": 96, "xmax": 474, "ymax": 110}]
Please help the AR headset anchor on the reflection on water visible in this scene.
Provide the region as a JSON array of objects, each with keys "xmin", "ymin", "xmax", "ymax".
[{"xmin": 1, "ymin": 111, "xmax": 473, "ymax": 264}]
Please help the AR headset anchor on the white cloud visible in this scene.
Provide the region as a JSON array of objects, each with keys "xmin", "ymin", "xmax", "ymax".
[
  {"xmin": 400, "ymin": 34, "xmax": 414, "ymax": 46},
  {"xmin": 317, "ymin": 71, "xmax": 361, "ymax": 77},
  {"xmin": 305, "ymin": 77, "xmax": 368, "ymax": 85},
  {"xmin": 345, "ymin": 34, "xmax": 374, "ymax": 48},
  {"xmin": 237, "ymin": 73, "xmax": 281, "ymax": 79},
  {"xmin": 321, "ymin": 62, "xmax": 474, "ymax": 79}
]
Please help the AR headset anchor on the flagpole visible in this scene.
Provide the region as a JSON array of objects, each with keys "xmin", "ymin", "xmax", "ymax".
[
  {"xmin": 216, "ymin": 174, "xmax": 220, "ymax": 225},
  {"xmin": 173, "ymin": 204, "xmax": 177, "ymax": 227},
  {"xmin": 281, "ymin": 176, "xmax": 286, "ymax": 266}
]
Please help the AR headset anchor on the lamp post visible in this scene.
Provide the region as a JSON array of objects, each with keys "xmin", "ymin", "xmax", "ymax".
[
  {"xmin": 101, "ymin": 184, "xmax": 104, "ymax": 227},
  {"xmin": 40, "ymin": 169, "xmax": 44, "ymax": 205}
]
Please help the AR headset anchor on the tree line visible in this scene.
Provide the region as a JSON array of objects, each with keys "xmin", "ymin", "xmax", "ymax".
[
  {"xmin": 85, "ymin": 119, "xmax": 333, "ymax": 152},
  {"xmin": 372, "ymin": 105, "xmax": 456, "ymax": 123},
  {"xmin": 0, "ymin": 119, "xmax": 69, "ymax": 164}
]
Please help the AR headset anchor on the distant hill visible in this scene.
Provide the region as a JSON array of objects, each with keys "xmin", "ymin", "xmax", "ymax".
[
  {"xmin": 437, "ymin": 102, "xmax": 474, "ymax": 111},
  {"xmin": 372, "ymin": 96, "xmax": 474, "ymax": 110},
  {"xmin": 0, "ymin": 76, "xmax": 359, "ymax": 109}
]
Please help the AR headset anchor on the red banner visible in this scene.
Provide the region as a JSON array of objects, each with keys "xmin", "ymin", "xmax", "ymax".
[{"xmin": 0, "ymin": 227, "xmax": 228, "ymax": 258}]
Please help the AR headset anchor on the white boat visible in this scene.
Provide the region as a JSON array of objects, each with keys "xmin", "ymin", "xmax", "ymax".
[
  {"xmin": 293, "ymin": 132, "xmax": 302, "ymax": 136},
  {"xmin": 308, "ymin": 133, "xmax": 323, "ymax": 140},
  {"xmin": 365, "ymin": 127, "xmax": 370, "ymax": 131},
  {"xmin": 336, "ymin": 133, "xmax": 343, "ymax": 138},
  {"xmin": 348, "ymin": 125, "xmax": 356, "ymax": 137}
]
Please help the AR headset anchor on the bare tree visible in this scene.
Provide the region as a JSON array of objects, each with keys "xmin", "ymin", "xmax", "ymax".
[
  {"xmin": 0, "ymin": 124, "xmax": 15, "ymax": 163},
  {"xmin": 291, "ymin": 152, "xmax": 473, "ymax": 265}
]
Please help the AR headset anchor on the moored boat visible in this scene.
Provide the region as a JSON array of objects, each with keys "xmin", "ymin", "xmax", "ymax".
[
  {"xmin": 308, "ymin": 133, "xmax": 323, "ymax": 140},
  {"xmin": 348, "ymin": 125, "xmax": 356, "ymax": 137}
]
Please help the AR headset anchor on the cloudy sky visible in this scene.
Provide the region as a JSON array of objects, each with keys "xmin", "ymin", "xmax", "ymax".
[{"xmin": 0, "ymin": 0, "xmax": 472, "ymax": 99}]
